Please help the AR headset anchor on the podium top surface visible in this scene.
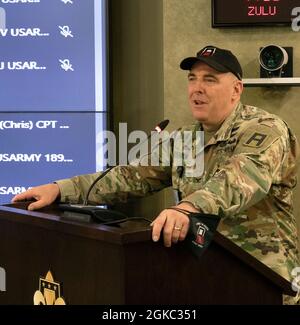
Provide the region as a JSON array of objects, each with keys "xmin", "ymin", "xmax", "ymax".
[
  {"xmin": 0, "ymin": 202, "xmax": 296, "ymax": 296},
  {"xmin": 0, "ymin": 202, "xmax": 152, "ymax": 245}
]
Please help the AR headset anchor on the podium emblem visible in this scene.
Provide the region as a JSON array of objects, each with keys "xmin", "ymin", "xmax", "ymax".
[{"xmin": 33, "ymin": 271, "xmax": 66, "ymax": 305}]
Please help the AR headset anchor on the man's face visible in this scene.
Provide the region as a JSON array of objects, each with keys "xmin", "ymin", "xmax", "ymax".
[{"xmin": 187, "ymin": 62, "xmax": 242, "ymax": 129}]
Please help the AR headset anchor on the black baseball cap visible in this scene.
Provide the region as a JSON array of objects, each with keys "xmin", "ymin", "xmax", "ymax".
[{"xmin": 180, "ymin": 45, "xmax": 243, "ymax": 80}]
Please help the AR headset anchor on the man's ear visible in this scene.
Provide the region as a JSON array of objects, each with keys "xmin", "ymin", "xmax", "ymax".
[{"xmin": 232, "ymin": 80, "xmax": 243, "ymax": 100}]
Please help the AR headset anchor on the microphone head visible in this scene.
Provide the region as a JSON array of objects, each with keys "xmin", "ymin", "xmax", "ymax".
[{"xmin": 154, "ymin": 119, "xmax": 169, "ymax": 133}]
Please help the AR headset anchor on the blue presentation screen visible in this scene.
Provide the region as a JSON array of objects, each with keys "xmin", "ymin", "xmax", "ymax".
[{"xmin": 0, "ymin": 0, "xmax": 107, "ymax": 204}]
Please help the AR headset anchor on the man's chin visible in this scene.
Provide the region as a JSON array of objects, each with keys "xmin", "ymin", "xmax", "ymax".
[{"xmin": 192, "ymin": 113, "xmax": 207, "ymax": 123}]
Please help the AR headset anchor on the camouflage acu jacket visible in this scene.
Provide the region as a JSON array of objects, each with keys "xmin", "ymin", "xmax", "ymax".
[{"xmin": 57, "ymin": 102, "xmax": 299, "ymax": 285}]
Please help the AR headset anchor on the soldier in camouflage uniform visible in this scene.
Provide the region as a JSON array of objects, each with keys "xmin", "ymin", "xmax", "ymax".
[{"xmin": 13, "ymin": 46, "xmax": 299, "ymax": 303}]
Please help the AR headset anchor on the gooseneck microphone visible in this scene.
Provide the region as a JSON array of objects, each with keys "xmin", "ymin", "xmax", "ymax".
[
  {"xmin": 83, "ymin": 167, "xmax": 113, "ymax": 206},
  {"xmin": 154, "ymin": 119, "xmax": 169, "ymax": 134},
  {"xmin": 83, "ymin": 119, "xmax": 169, "ymax": 205},
  {"xmin": 59, "ymin": 119, "xmax": 169, "ymax": 223}
]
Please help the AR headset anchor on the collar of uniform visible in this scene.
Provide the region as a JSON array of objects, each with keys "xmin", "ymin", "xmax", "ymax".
[{"xmin": 204, "ymin": 102, "xmax": 243, "ymax": 145}]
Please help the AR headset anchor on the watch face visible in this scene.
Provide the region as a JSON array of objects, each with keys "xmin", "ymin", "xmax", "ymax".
[{"xmin": 212, "ymin": 0, "xmax": 298, "ymax": 27}]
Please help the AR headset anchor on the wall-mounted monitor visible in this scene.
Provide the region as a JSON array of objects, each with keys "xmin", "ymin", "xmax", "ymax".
[{"xmin": 0, "ymin": 0, "xmax": 108, "ymax": 204}]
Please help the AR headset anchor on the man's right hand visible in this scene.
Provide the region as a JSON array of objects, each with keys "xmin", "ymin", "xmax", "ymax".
[{"xmin": 11, "ymin": 183, "xmax": 61, "ymax": 211}]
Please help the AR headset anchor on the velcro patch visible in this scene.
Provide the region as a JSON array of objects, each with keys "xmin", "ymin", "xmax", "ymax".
[
  {"xmin": 243, "ymin": 132, "xmax": 268, "ymax": 148},
  {"xmin": 234, "ymin": 123, "xmax": 282, "ymax": 155}
]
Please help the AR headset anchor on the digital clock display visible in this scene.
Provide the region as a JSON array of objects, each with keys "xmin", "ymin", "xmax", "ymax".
[{"xmin": 212, "ymin": 0, "xmax": 300, "ymax": 27}]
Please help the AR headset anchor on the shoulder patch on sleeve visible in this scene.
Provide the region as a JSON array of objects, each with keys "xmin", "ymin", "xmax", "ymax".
[
  {"xmin": 236, "ymin": 124, "xmax": 282, "ymax": 154},
  {"xmin": 243, "ymin": 132, "xmax": 268, "ymax": 148}
]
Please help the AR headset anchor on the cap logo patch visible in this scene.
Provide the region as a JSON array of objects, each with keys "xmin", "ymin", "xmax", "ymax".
[{"xmin": 200, "ymin": 47, "xmax": 216, "ymax": 57}]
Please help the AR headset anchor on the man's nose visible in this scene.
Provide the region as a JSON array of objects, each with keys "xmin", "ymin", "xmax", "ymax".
[{"xmin": 191, "ymin": 79, "xmax": 205, "ymax": 92}]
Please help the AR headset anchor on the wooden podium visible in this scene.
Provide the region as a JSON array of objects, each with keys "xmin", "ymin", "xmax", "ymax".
[{"xmin": 0, "ymin": 203, "xmax": 295, "ymax": 305}]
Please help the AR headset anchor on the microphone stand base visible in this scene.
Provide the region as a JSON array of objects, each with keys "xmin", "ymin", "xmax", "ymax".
[{"xmin": 58, "ymin": 204, "xmax": 128, "ymax": 224}]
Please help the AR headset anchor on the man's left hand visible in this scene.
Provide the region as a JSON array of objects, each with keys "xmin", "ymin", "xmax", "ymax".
[{"xmin": 151, "ymin": 202, "xmax": 199, "ymax": 247}]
